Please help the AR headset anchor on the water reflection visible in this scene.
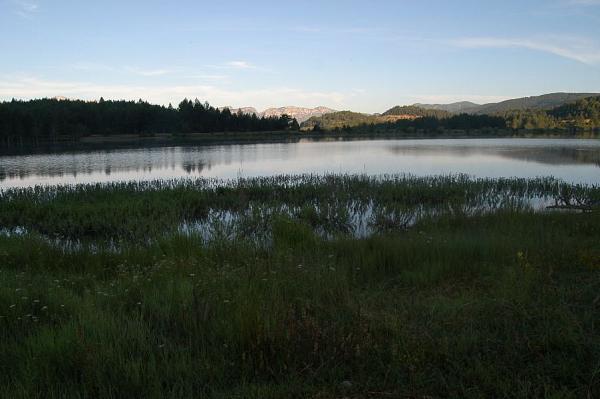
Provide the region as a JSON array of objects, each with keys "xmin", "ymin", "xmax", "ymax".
[
  {"xmin": 1, "ymin": 138, "xmax": 599, "ymax": 188},
  {"xmin": 388, "ymin": 143, "xmax": 600, "ymax": 166}
]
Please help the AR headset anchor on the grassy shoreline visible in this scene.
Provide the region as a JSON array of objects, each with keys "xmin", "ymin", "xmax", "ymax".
[{"xmin": 1, "ymin": 175, "xmax": 599, "ymax": 398}]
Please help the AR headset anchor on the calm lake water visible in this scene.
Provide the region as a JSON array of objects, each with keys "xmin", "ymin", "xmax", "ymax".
[{"xmin": 1, "ymin": 138, "xmax": 599, "ymax": 189}]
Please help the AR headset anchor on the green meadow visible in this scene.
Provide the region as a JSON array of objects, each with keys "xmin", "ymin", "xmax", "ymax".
[{"xmin": 1, "ymin": 175, "xmax": 599, "ymax": 398}]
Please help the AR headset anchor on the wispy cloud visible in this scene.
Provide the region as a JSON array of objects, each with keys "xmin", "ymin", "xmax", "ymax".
[
  {"xmin": 290, "ymin": 26, "xmax": 385, "ymax": 35},
  {"xmin": 12, "ymin": 0, "xmax": 39, "ymax": 18},
  {"xmin": 205, "ymin": 60, "xmax": 272, "ymax": 73},
  {"xmin": 123, "ymin": 67, "xmax": 172, "ymax": 77},
  {"xmin": 65, "ymin": 63, "xmax": 236, "ymax": 83},
  {"xmin": 452, "ymin": 36, "xmax": 600, "ymax": 65},
  {"xmin": 0, "ymin": 76, "xmax": 349, "ymax": 110},
  {"xmin": 70, "ymin": 63, "xmax": 176, "ymax": 77},
  {"xmin": 224, "ymin": 61, "xmax": 256, "ymax": 70},
  {"xmin": 70, "ymin": 62, "xmax": 117, "ymax": 73}
]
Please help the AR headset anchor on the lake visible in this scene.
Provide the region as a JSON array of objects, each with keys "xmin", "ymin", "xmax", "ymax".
[{"xmin": 1, "ymin": 138, "xmax": 599, "ymax": 189}]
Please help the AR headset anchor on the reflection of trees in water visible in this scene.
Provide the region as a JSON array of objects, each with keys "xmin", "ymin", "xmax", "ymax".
[
  {"xmin": 182, "ymin": 161, "xmax": 209, "ymax": 174},
  {"xmin": 0, "ymin": 152, "xmax": 214, "ymax": 182},
  {"xmin": 388, "ymin": 145, "xmax": 600, "ymax": 167},
  {"xmin": 0, "ymin": 142, "xmax": 299, "ymax": 183}
]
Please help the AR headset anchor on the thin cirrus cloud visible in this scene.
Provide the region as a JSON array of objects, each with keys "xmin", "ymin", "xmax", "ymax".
[
  {"xmin": 70, "ymin": 63, "xmax": 176, "ymax": 77},
  {"xmin": 0, "ymin": 76, "xmax": 349, "ymax": 109},
  {"xmin": 452, "ymin": 36, "xmax": 600, "ymax": 65},
  {"xmin": 68, "ymin": 63, "xmax": 244, "ymax": 81}
]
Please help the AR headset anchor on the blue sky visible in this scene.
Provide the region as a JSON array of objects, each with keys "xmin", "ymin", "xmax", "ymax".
[{"xmin": 1, "ymin": 0, "xmax": 599, "ymax": 112}]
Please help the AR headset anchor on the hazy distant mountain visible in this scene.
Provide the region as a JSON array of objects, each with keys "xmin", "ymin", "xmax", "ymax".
[
  {"xmin": 260, "ymin": 106, "xmax": 336, "ymax": 123},
  {"xmin": 413, "ymin": 101, "xmax": 481, "ymax": 114},
  {"xmin": 218, "ymin": 105, "xmax": 336, "ymax": 123},
  {"xmin": 218, "ymin": 106, "xmax": 259, "ymax": 115},
  {"xmin": 475, "ymin": 93, "xmax": 599, "ymax": 114}
]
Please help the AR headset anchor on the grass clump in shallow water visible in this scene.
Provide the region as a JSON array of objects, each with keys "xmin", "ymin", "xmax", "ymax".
[{"xmin": 0, "ymin": 175, "xmax": 599, "ymax": 398}]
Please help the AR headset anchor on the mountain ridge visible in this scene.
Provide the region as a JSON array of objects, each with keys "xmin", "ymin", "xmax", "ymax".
[
  {"xmin": 475, "ymin": 92, "xmax": 599, "ymax": 115},
  {"xmin": 219, "ymin": 106, "xmax": 336, "ymax": 123},
  {"xmin": 415, "ymin": 93, "xmax": 599, "ymax": 115}
]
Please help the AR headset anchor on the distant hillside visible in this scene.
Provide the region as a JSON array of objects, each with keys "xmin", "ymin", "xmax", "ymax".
[
  {"xmin": 302, "ymin": 95, "xmax": 600, "ymax": 133},
  {"xmin": 302, "ymin": 111, "xmax": 379, "ymax": 130},
  {"xmin": 383, "ymin": 106, "xmax": 451, "ymax": 119},
  {"xmin": 261, "ymin": 106, "xmax": 336, "ymax": 123},
  {"xmin": 476, "ymin": 93, "xmax": 598, "ymax": 115},
  {"xmin": 412, "ymin": 93, "xmax": 599, "ymax": 115},
  {"xmin": 413, "ymin": 101, "xmax": 481, "ymax": 114},
  {"xmin": 549, "ymin": 96, "xmax": 600, "ymax": 120},
  {"xmin": 303, "ymin": 106, "xmax": 452, "ymax": 130}
]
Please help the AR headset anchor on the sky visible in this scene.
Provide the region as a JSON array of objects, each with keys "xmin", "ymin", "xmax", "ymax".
[{"xmin": 1, "ymin": 0, "xmax": 599, "ymax": 113}]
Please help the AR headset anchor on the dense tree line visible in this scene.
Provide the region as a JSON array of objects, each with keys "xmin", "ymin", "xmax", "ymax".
[
  {"xmin": 302, "ymin": 111, "xmax": 379, "ymax": 130},
  {"xmin": 353, "ymin": 114, "xmax": 506, "ymax": 132},
  {"xmin": 502, "ymin": 110, "xmax": 558, "ymax": 130},
  {"xmin": 0, "ymin": 98, "xmax": 298, "ymax": 145},
  {"xmin": 501, "ymin": 97, "xmax": 600, "ymax": 130},
  {"xmin": 550, "ymin": 96, "xmax": 600, "ymax": 129},
  {"xmin": 382, "ymin": 105, "xmax": 451, "ymax": 119},
  {"xmin": 304, "ymin": 111, "xmax": 506, "ymax": 131}
]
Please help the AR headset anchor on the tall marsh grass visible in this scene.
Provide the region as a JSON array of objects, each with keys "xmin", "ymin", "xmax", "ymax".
[{"xmin": 0, "ymin": 175, "xmax": 599, "ymax": 398}]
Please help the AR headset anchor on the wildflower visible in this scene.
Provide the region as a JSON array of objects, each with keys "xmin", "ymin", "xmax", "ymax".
[
  {"xmin": 41, "ymin": 306, "xmax": 48, "ymax": 311},
  {"xmin": 9, "ymin": 304, "xmax": 16, "ymax": 309},
  {"xmin": 33, "ymin": 299, "xmax": 40, "ymax": 303},
  {"xmin": 189, "ymin": 273, "xmax": 196, "ymax": 277}
]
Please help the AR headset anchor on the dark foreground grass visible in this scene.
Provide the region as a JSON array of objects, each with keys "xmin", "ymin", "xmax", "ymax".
[{"xmin": 0, "ymin": 176, "xmax": 599, "ymax": 398}]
